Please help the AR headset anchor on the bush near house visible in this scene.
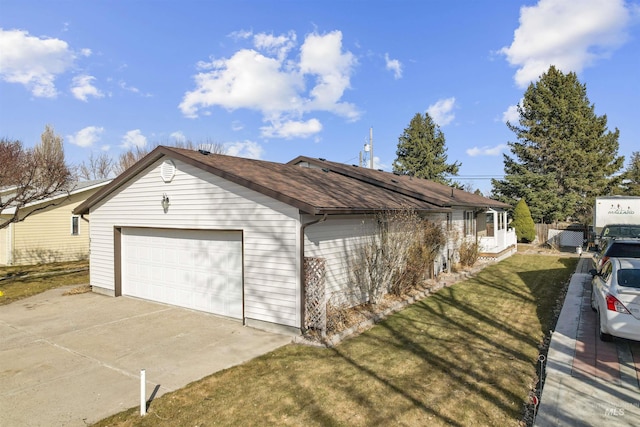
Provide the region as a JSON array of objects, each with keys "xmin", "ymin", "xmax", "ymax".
[
  {"xmin": 512, "ymin": 199, "xmax": 536, "ymax": 243},
  {"xmin": 347, "ymin": 210, "xmax": 447, "ymax": 304}
]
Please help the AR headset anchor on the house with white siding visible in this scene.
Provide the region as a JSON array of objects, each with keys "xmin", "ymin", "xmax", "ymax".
[
  {"xmin": 0, "ymin": 180, "xmax": 111, "ymax": 266},
  {"xmin": 74, "ymin": 146, "xmax": 514, "ymax": 334}
]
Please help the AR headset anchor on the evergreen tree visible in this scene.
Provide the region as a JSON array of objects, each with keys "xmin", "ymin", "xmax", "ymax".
[
  {"xmin": 620, "ymin": 151, "xmax": 640, "ymax": 196},
  {"xmin": 512, "ymin": 199, "xmax": 536, "ymax": 243},
  {"xmin": 492, "ymin": 66, "xmax": 624, "ymax": 223},
  {"xmin": 393, "ymin": 112, "xmax": 460, "ymax": 185}
]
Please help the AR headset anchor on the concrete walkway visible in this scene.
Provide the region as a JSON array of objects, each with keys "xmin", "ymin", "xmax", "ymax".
[
  {"xmin": 0, "ymin": 287, "xmax": 292, "ymax": 427},
  {"xmin": 535, "ymin": 255, "xmax": 640, "ymax": 426}
]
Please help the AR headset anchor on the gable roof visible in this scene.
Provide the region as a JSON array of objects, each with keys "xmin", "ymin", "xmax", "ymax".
[
  {"xmin": 74, "ymin": 146, "xmax": 445, "ymax": 216},
  {"xmin": 1, "ymin": 179, "xmax": 112, "ymax": 215},
  {"xmin": 288, "ymin": 156, "xmax": 510, "ymax": 209}
]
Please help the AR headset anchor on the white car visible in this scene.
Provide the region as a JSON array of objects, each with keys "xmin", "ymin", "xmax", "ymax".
[{"xmin": 590, "ymin": 258, "xmax": 640, "ymax": 342}]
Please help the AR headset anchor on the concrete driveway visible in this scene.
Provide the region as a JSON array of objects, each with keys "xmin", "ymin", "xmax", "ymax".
[{"xmin": 0, "ymin": 286, "xmax": 292, "ymax": 426}]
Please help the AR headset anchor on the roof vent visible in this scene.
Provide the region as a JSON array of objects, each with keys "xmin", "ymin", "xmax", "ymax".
[
  {"xmin": 321, "ymin": 168, "xmax": 330, "ymax": 173},
  {"xmin": 393, "ymin": 171, "xmax": 400, "ymax": 176},
  {"xmin": 352, "ymin": 164, "xmax": 359, "ymax": 167},
  {"xmin": 198, "ymin": 149, "xmax": 210, "ymax": 155},
  {"xmin": 391, "ymin": 179, "xmax": 398, "ymax": 183},
  {"xmin": 378, "ymin": 169, "xmax": 383, "ymax": 172},
  {"xmin": 319, "ymin": 157, "xmax": 326, "ymax": 161},
  {"xmin": 160, "ymin": 160, "xmax": 176, "ymax": 183}
]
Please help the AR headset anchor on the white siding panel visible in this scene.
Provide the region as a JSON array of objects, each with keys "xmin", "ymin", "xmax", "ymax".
[
  {"xmin": 304, "ymin": 215, "xmax": 377, "ymax": 305},
  {"xmin": 89, "ymin": 158, "xmax": 301, "ymax": 327}
]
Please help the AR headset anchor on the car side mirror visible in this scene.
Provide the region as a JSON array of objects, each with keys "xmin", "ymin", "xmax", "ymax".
[{"xmin": 589, "ymin": 269, "xmax": 599, "ymax": 277}]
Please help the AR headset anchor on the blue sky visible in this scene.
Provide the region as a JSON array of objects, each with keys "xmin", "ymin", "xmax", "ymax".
[{"xmin": 1, "ymin": 0, "xmax": 639, "ymax": 194}]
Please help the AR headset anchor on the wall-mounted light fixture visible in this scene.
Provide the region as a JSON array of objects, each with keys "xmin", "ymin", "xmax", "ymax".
[{"xmin": 161, "ymin": 193, "xmax": 170, "ymax": 213}]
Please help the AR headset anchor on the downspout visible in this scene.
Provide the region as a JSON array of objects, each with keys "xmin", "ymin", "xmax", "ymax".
[
  {"xmin": 7, "ymin": 222, "xmax": 14, "ymax": 265},
  {"xmin": 300, "ymin": 213, "xmax": 328, "ymax": 331}
]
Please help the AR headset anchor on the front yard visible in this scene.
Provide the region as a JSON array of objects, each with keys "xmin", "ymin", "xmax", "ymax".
[
  {"xmin": 0, "ymin": 260, "xmax": 89, "ymax": 305},
  {"xmin": 94, "ymin": 254, "xmax": 577, "ymax": 426}
]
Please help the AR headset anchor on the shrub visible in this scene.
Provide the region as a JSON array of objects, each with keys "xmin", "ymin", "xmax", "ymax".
[
  {"xmin": 347, "ymin": 210, "xmax": 417, "ymax": 303},
  {"xmin": 512, "ymin": 199, "xmax": 536, "ymax": 243},
  {"xmin": 459, "ymin": 239, "xmax": 479, "ymax": 267}
]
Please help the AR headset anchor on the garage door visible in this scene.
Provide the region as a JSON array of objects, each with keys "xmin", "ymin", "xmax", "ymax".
[{"xmin": 121, "ymin": 228, "xmax": 243, "ymax": 319}]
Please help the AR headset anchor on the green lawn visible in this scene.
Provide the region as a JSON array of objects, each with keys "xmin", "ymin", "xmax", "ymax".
[
  {"xmin": 94, "ymin": 254, "xmax": 577, "ymax": 427},
  {"xmin": 0, "ymin": 260, "xmax": 89, "ymax": 305}
]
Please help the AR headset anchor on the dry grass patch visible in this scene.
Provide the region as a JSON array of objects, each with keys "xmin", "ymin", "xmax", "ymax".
[
  {"xmin": 63, "ymin": 284, "xmax": 92, "ymax": 295},
  {"xmin": 94, "ymin": 254, "xmax": 577, "ymax": 427},
  {"xmin": 0, "ymin": 260, "xmax": 89, "ymax": 305}
]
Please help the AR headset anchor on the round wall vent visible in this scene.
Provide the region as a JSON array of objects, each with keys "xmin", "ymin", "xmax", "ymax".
[{"xmin": 160, "ymin": 160, "xmax": 176, "ymax": 183}]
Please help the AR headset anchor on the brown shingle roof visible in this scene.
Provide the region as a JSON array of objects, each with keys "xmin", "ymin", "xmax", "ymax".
[
  {"xmin": 288, "ymin": 156, "xmax": 510, "ymax": 209},
  {"xmin": 74, "ymin": 146, "xmax": 446, "ymax": 215}
]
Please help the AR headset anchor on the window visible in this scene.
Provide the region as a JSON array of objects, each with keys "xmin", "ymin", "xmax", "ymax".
[
  {"xmin": 71, "ymin": 216, "xmax": 79, "ymax": 236},
  {"xmin": 617, "ymin": 269, "xmax": 640, "ymax": 289},
  {"xmin": 464, "ymin": 211, "xmax": 475, "ymax": 236},
  {"xmin": 486, "ymin": 213, "xmax": 494, "ymax": 237}
]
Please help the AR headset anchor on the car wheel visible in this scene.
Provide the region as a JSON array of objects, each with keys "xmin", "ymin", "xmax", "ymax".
[{"xmin": 597, "ymin": 312, "xmax": 613, "ymax": 342}]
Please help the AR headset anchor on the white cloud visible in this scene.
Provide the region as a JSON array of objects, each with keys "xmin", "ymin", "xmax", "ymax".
[
  {"xmin": 170, "ymin": 131, "xmax": 186, "ymax": 142},
  {"xmin": 231, "ymin": 120, "xmax": 244, "ymax": 131},
  {"xmin": 67, "ymin": 126, "xmax": 104, "ymax": 147},
  {"xmin": 384, "ymin": 53, "xmax": 402, "ymax": 79},
  {"xmin": 80, "ymin": 48, "xmax": 92, "ymax": 57},
  {"xmin": 119, "ymin": 80, "xmax": 151, "ymax": 97},
  {"xmin": 253, "ymin": 31, "xmax": 296, "ymax": 60},
  {"xmin": 0, "ymin": 28, "xmax": 76, "ymax": 97},
  {"xmin": 466, "ymin": 144, "xmax": 508, "ymax": 157},
  {"xmin": 180, "ymin": 48, "xmax": 303, "ymax": 117},
  {"xmin": 261, "ymin": 118, "xmax": 322, "ymax": 139},
  {"xmin": 502, "ymin": 104, "xmax": 520, "ymax": 123},
  {"xmin": 179, "ymin": 30, "xmax": 360, "ymax": 138},
  {"xmin": 299, "ymin": 31, "xmax": 359, "ymax": 119},
  {"xmin": 119, "ymin": 80, "xmax": 139, "ymax": 93},
  {"xmin": 71, "ymin": 75, "xmax": 104, "ymax": 101},
  {"xmin": 373, "ymin": 157, "xmax": 386, "ymax": 170},
  {"xmin": 224, "ymin": 140, "xmax": 264, "ymax": 159},
  {"xmin": 121, "ymin": 129, "xmax": 147, "ymax": 149},
  {"xmin": 500, "ymin": 0, "xmax": 633, "ymax": 88},
  {"xmin": 229, "ymin": 30, "xmax": 253, "ymax": 41},
  {"xmin": 427, "ymin": 97, "xmax": 456, "ymax": 126}
]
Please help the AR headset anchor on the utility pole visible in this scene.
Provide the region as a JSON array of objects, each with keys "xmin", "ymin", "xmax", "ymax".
[{"xmin": 369, "ymin": 127, "xmax": 373, "ymax": 169}]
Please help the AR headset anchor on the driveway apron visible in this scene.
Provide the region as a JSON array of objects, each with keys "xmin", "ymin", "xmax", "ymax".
[{"xmin": 0, "ymin": 287, "xmax": 292, "ymax": 426}]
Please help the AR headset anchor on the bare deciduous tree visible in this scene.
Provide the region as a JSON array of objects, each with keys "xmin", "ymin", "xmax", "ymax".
[
  {"xmin": 113, "ymin": 138, "xmax": 226, "ymax": 176},
  {"xmin": 0, "ymin": 125, "xmax": 73, "ymax": 229},
  {"xmin": 76, "ymin": 151, "xmax": 115, "ymax": 180}
]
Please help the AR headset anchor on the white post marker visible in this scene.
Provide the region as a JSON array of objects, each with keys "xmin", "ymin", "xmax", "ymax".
[{"xmin": 140, "ymin": 369, "xmax": 146, "ymax": 416}]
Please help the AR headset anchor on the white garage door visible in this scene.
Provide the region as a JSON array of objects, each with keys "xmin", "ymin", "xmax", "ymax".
[{"xmin": 121, "ymin": 228, "xmax": 243, "ymax": 319}]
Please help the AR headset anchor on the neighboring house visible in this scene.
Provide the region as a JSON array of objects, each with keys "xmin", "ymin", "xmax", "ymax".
[
  {"xmin": 73, "ymin": 146, "xmax": 514, "ymax": 334},
  {"xmin": 0, "ymin": 180, "xmax": 111, "ymax": 266}
]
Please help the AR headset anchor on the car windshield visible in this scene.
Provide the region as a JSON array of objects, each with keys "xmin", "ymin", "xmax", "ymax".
[
  {"xmin": 607, "ymin": 243, "xmax": 640, "ymax": 258},
  {"xmin": 617, "ymin": 269, "xmax": 640, "ymax": 288},
  {"xmin": 603, "ymin": 225, "xmax": 640, "ymax": 239}
]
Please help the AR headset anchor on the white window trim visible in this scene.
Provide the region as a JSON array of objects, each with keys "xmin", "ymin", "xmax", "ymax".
[{"xmin": 464, "ymin": 211, "xmax": 475, "ymax": 236}]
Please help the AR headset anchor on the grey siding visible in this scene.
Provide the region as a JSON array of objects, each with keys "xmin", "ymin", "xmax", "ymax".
[{"xmin": 89, "ymin": 158, "xmax": 301, "ymax": 328}]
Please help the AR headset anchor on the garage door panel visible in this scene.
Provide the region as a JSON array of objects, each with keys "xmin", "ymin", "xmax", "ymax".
[{"xmin": 122, "ymin": 228, "xmax": 243, "ymax": 319}]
